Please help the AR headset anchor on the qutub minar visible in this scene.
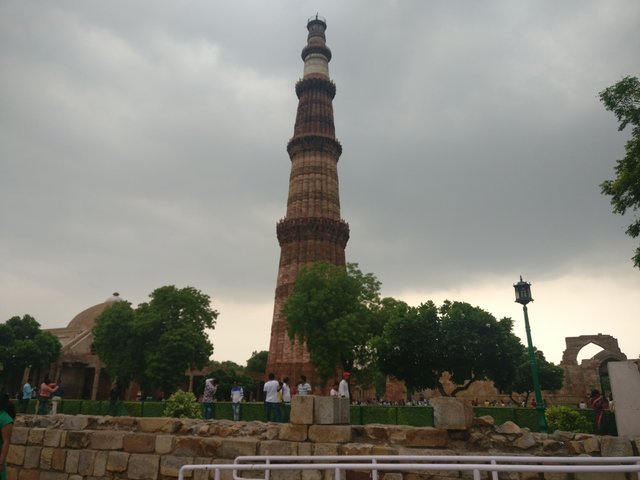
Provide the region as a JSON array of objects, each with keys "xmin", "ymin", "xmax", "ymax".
[{"xmin": 266, "ymin": 16, "xmax": 349, "ymax": 390}]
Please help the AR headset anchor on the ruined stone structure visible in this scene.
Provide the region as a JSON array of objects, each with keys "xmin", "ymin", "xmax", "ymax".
[
  {"xmin": 555, "ymin": 334, "xmax": 627, "ymax": 403},
  {"xmin": 266, "ymin": 16, "xmax": 349, "ymax": 389}
]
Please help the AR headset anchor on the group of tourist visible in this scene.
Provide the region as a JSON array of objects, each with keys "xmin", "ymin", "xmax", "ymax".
[
  {"xmin": 200, "ymin": 378, "xmax": 245, "ymax": 421},
  {"xmin": 17, "ymin": 378, "xmax": 64, "ymax": 415},
  {"xmin": 262, "ymin": 371, "xmax": 351, "ymax": 423}
]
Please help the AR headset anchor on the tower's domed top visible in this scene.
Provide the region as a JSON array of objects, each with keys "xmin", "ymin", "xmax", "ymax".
[{"xmin": 66, "ymin": 292, "xmax": 124, "ymax": 330}]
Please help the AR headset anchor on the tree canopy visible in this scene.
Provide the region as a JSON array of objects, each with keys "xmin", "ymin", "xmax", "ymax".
[
  {"xmin": 508, "ymin": 348, "xmax": 564, "ymax": 405},
  {"xmin": 282, "ymin": 262, "xmax": 383, "ymax": 384},
  {"xmin": 246, "ymin": 350, "xmax": 268, "ymax": 374},
  {"xmin": 93, "ymin": 285, "xmax": 218, "ymax": 395},
  {"xmin": 375, "ymin": 300, "xmax": 525, "ymax": 397},
  {"xmin": 0, "ymin": 315, "xmax": 61, "ymax": 392},
  {"xmin": 599, "ymin": 75, "xmax": 640, "ymax": 268}
]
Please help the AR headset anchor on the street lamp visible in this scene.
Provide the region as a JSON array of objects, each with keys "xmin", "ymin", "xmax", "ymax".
[{"xmin": 513, "ymin": 276, "xmax": 548, "ymax": 433}]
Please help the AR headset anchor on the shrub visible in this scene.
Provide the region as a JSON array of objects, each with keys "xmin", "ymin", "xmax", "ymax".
[
  {"xmin": 545, "ymin": 405, "xmax": 592, "ymax": 433},
  {"xmin": 163, "ymin": 390, "xmax": 202, "ymax": 419}
]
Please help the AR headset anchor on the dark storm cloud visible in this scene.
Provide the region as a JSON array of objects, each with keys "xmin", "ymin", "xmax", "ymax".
[{"xmin": 1, "ymin": 0, "xmax": 638, "ymax": 363}]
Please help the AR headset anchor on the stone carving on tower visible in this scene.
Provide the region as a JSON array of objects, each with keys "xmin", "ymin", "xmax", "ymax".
[{"xmin": 266, "ymin": 16, "xmax": 349, "ymax": 390}]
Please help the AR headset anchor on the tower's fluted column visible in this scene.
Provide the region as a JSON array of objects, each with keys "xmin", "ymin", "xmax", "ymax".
[{"xmin": 266, "ymin": 16, "xmax": 349, "ymax": 391}]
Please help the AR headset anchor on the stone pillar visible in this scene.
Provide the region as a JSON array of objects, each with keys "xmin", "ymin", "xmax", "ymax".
[{"xmin": 608, "ymin": 360, "xmax": 640, "ymax": 437}]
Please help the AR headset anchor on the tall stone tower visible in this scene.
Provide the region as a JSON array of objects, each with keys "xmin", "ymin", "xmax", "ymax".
[{"xmin": 266, "ymin": 16, "xmax": 349, "ymax": 390}]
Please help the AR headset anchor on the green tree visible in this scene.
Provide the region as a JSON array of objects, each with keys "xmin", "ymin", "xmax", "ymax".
[
  {"xmin": 93, "ymin": 285, "xmax": 218, "ymax": 396},
  {"xmin": 0, "ymin": 315, "xmax": 61, "ymax": 392},
  {"xmin": 283, "ymin": 261, "xmax": 382, "ymax": 384},
  {"xmin": 246, "ymin": 350, "xmax": 268, "ymax": 375},
  {"xmin": 206, "ymin": 360, "xmax": 257, "ymax": 402},
  {"xmin": 599, "ymin": 75, "xmax": 640, "ymax": 267},
  {"xmin": 374, "ymin": 300, "xmax": 441, "ymax": 397},
  {"xmin": 376, "ymin": 301, "xmax": 524, "ymax": 397},
  {"xmin": 508, "ymin": 348, "xmax": 564, "ymax": 405}
]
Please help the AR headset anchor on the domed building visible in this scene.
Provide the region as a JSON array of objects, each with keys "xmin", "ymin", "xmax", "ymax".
[{"xmin": 44, "ymin": 293, "xmax": 123, "ymax": 399}]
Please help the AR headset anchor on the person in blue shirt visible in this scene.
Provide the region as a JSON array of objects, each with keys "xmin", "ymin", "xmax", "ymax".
[{"xmin": 20, "ymin": 381, "xmax": 33, "ymax": 413}]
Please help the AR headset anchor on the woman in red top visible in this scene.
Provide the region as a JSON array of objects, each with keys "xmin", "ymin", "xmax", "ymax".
[{"xmin": 37, "ymin": 378, "xmax": 58, "ymax": 415}]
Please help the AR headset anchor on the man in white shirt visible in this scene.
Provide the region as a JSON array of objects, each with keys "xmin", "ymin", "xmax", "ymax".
[
  {"xmin": 339, "ymin": 372, "xmax": 350, "ymax": 400},
  {"xmin": 297, "ymin": 375, "xmax": 312, "ymax": 396},
  {"xmin": 263, "ymin": 373, "xmax": 281, "ymax": 422}
]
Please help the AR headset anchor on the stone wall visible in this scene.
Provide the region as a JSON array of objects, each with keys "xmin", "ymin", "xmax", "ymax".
[{"xmin": 7, "ymin": 413, "xmax": 640, "ymax": 480}]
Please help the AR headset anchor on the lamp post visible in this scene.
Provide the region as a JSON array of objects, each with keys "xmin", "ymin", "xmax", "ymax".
[{"xmin": 513, "ymin": 276, "xmax": 548, "ymax": 433}]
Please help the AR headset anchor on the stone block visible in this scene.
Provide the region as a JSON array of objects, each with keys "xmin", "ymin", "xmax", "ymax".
[
  {"xmin": 91, "ymin": 431, "xmax": 125, "ymax": 450},
  {"xmin": 314, "ymin": 397, "xmax": 350, "ymax": 425},
  {"xmin": 582, "ymin": 436, "xmax": 600, "ymax": 453},
  {"xmin": 106, "ymin": 451, "xmax": 130, "ymax": 473},
  {"xmin": 600, "ymin": 436, "xmax": 633, "ymax": 457},
  {"xmin": 39, "ymin": 472, "xmax": 68, "ymax": 480},
  {"xmin": 66, "ymin": 431, "xmax": 90, "ymax": 449},
  {"xmin": 431, "ymin": 397, "xmax": 473, "ymax": 430},
  {"xmin": 219, "ymin": 438, "xmax": 258, "ymax": 458},
  {"xmin": 78, "ymin": 450, "xmax": 97, "ymax": 476},
  {"xmin": 123, "ymin": 433, "xmax": 156, "ymax": 453},
  {"xmin": 279, "ymin": 424, "xmax": 308, "ymax": 442},
  {"xmin": 258, "ymin": 440, "xmax": 298, "ymax": 456},
  {"xmin": 155, "ymin": 434, "xmax": 176, "ymax": 454},
  {"xmin": 291, "ymin": 395, "xmax": 315, "ymax": 425},
  {"xmin": 137, "ymin": 417, "xmax": 180, "ymax": 433},
  {"xmin": 66, "ymin": 449, "xmax": 80, "ymax": 473},
  {"xmin": 514, "ymin": 432, "xmax": 537, "ymax": 450},
  {"xmin": 127, "ymin": 453, "xmax": 160, "ymax": 480},
  {"xmin": 93, "ymin": 450, "xmax": 108, "ymax": 476},
  {"xmin": 63, "ymin": 416, "xmax": 89, "ymax": 431},
  {"xmin": 10, "ymin": 427, "xmax": 29, "ymax": 445},
  {"xmin": 362, "ymin": 425, "xmax": 392, "ymax": 443},
  {"xmin": 302, "ymin": 470, "xmax": 322, "ymax": 480},
  {"xmin": 7, "ymin": 445, "xmax": 25, "ymax": 466},
  {"xmin": 161, "ymin": 455, "xmax": 195, "ymax": 477},
  {"xmin": 43, "ymin": 429, "xmax": 63, "ymax": 447},
  {"xmin": 309, "ymin": 425, "xmax": 352, "ymax": 443},
  {"xmin": 39, "ymin": 447, "xmax": 54, "ymax": 470},
  {"xmin": 298, "ymin": 442, "xmax": 313, "ymax": 456},
  {"xmin": 404, "ymin": 427, "xmax": 448, "ymax": 448},
  {"xmin": 495, "ymin": 421, "xmax": 521, "ymax": 435},
  {"xmin": 24, "ymin": 446, "xmax": 41, "ymax": 469},
  {"xmin": 27, "ymin": 428, "xmax": 45, "ymax": 445},
  {"xmin": 312, "ymin": 443, "xmax": 339, "ymax": 456}
]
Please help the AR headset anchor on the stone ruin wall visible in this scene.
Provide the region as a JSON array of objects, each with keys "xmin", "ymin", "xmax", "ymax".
[{"xmin": 7, "ymin": 413, "xmax": 639, "ymax": 480}]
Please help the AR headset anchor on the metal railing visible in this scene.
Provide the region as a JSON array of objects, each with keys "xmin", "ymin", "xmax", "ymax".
[{"xmin": 178, "ymin": 454, "xmax": 640, "ymax": 480}]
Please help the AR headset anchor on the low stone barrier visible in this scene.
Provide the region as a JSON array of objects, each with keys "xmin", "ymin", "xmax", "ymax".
[{"xmin": 7, "ymin": 413, "xmax": 639, "ymax": 480}]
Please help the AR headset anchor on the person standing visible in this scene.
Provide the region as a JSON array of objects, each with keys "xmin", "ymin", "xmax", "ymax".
[
  {"xmin": 230, "ymin": 381, "xmax": 244, "ymax": 421},
  {"xmin": 263, "ymin": 373, "xmax": 281, "ymax": 422},
  {"xmin": 339, "ymin": 372, "xmax": 350, "ymax": 400},
  {"xmin": 202, "ymin": 378, "xmax": 218, "ymax": 420},
  {"xmin": 20, "ymin": 380, "xmax": 33, "ymax": 413},
  {"xmin": 297, "ymin": 375, "xmax": 312, "ymax": 396},
  {"xmin": 330, "ymin": 383, "xmax": 339, "ymax": 397},
  {"xmin": 281, "ymin": 377, "xmax": 291, "ymax": 422},
  {"xmin": 0, "ymin": 393, "xmax": 16, "ymax": 480},
  {"xmin": 51, "ymin": 380, "xmax": 64, "ymax": 415},
  {"xmin": 37, "ymin": 378, "xmax": 58, "ymax": 415},
  {"xmin": 589, "ymin": 389, "xmax": 609, "ymax": 434}
]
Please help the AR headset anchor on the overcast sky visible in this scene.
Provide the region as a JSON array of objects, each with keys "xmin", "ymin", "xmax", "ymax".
[{"xmin": 1, "ymin": 1, "xmax": 638, "ymax": 368}]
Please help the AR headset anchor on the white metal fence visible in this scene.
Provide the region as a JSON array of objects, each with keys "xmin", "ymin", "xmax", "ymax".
[{"xmin": 178, "ymin": 454, "xmax": 640, "ymax": 480}]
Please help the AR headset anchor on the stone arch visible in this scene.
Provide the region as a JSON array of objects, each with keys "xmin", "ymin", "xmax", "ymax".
[{"xmin": 561, "ymin": 334, "xmax": 626, "ymax": 366}]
